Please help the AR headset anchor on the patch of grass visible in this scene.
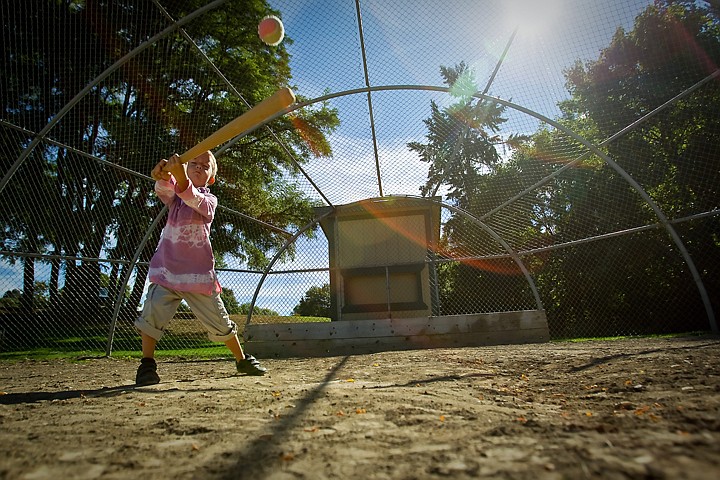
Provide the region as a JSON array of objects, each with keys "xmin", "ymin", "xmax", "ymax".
[
  {"xmin": 5, "ymin": 319, "xmax": 707, "ymax": 362},
  {"xmin": 552, "ymin": 331, "xmax": 711, "ymax": 343},
  {"xmin": 0, "ymin": 315, "xmax": 331, "ymax": 362},
  {"xmin": 230, "ymin": 314, "xmax": 331, "ymax": 326},
  {"xmin": 109, "ymin": 345, "xmax": 232, "ymax": 360},
  {"xmin": 0, "ymin": 349, "xmax": 104, "ymax": 362}
]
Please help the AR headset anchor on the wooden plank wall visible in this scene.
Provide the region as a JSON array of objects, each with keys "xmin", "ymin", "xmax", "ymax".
[{"xmin": 244, "ymin": 310, "xmax": 549, "ymax": 358}]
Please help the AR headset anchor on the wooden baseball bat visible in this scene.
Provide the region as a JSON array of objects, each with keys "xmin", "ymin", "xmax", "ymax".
[{"xmin": 178, "ymin": 87, "xmax": 296, "ymax": 163}]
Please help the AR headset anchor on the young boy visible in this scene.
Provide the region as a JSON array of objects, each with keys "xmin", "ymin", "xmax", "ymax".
[{"xmin": 134, "ymin": 151, "xmax": 266, "ymax": 386}]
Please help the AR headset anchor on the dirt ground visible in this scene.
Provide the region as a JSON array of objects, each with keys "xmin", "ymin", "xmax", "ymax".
[{"xmin": 1, "ymin": 336, "xmax": 719, "ymax": 480}]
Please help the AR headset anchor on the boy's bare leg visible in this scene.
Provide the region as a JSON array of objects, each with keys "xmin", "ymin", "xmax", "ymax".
[
  {"xmin": 141, "ymin": 332, "xmax": 157, "ymax": 359},
  {"xmin": 136, "ymin": 332, "xmax": 161, "ymax": 385},
  {"xmin": 224, "ymin": 335, "xmax": 245, "ymax": 361}
]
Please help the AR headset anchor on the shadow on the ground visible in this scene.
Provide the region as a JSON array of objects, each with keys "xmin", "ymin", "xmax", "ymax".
[
  {"xmin": 0, "ymin": 377, "xmax": 246, "ymax": 405},
  {"xmin": 0, "ymin": 384, "xmax": 139, "ymax": 404},
  {"xmin": 568, "ymin": 336, "xmax": 720, "ymax": 372},
  {"xmin": 365, "ymin": 372, "xmax": 497, "ymax": 389},
  {"xmin": 212, "ymin": 355, "xmax": 351, "ymax": 480}
]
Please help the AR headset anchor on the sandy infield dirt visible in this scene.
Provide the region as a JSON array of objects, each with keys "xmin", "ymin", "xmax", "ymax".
[{"xmin": 1, "ymin": 335, "xmax": 719, "ymax": 479}]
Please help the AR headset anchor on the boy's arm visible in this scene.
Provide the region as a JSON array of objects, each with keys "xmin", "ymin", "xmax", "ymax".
[
  {"xmin": 151, "ymin": 158, "xmax": 171, "ymax": 182},
  {"xmin": 154, "ymin": 178, "xmax": 177, "ymax": 205},
  {"xmin": 162, "ymin": 153, "xmax": 216, "ymax": 219},
  {"xmin": 176, "ymin": 184, "xmax": 217, "ymax": 221},
  {"xmin": 163, "ymin": 154, "xmax": 190, "ymax": 192},
  {"xmin": 151, "ymin": 158, "xmax": 177, "ymax": 206}
]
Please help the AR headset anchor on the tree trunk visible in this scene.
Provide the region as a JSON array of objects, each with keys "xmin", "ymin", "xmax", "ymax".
[{"xmin": 21, "ymin": 255, "xmax": 35, "ymax": 312}]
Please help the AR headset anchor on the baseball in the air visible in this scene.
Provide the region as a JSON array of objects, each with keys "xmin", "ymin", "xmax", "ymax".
[{"xmin": 258, "ymin": 15, "xmax": 284, "ymax": 46}]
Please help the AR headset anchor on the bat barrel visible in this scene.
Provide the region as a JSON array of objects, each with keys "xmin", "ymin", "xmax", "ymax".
[{"xmin": 178, "ymin": 87, "xmax": 296, "ymax": 163}]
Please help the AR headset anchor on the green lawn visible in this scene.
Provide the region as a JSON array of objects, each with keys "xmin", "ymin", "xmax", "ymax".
[{"xmin": 0, "ymin": 315, "xmax": 331, "ymax": 361}]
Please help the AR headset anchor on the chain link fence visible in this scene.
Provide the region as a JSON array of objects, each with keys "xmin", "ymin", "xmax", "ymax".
[{"xmin": 1, "ymin": 0, "xmax": 718, "ymax": 357}]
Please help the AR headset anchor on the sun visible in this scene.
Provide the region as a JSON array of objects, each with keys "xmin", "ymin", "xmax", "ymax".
[{"xmin": 503, "ymin": 0, "xmax": 566, "ymax": 37}]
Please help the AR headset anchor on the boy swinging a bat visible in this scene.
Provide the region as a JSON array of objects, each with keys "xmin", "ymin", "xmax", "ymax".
[{"xmin": 134, "ymin": 151, "xmax": 266, "ymax": 386}]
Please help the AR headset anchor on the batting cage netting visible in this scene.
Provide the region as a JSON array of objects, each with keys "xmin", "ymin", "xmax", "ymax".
[{"xmin": 1, "ymin": 0, "xmax": 718, "ymax": 357}]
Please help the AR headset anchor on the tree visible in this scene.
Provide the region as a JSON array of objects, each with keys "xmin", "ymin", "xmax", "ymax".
[
  {"xmin": 0, "ymin": 289, "xmax": 22, "ymax": 309},
  {"xmin": 237, "ymin": 303, "xmax": 279, "ymax": 316},
  {"xmin": 410, "ymin": 64, "xmax": 535, "ymax": 314},
  {"xmin": 409, "ymin": 63, "xmax": 507, "ymax": 205},
  {"xmin": 220, "ymin": 288, "xmax": 242, "ymax": 315},
  {"xmin": 293, "ymin": 284, "xmax": 330, "ymax": 317},
  {"xmin": 528, "ymin": 0, "xmax": 720, "ymax": 335},
  {"xmin": 1, "ymin": 0, "xmax": 340, "ymax": 324}
]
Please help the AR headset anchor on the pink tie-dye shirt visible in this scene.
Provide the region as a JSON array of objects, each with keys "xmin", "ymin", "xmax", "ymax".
[{"xmin": 148, "ymin": 178, "xmax": 221, "ymax": 295}]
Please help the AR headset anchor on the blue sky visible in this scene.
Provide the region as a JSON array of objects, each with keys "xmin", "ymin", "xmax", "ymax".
[
  {"xmin": 276, "ymin": 0, "xmax": 653, "ymax": 111},
  {"xmin": 270, "ymin": 0, "xmax": 654, "ymax": 206}
]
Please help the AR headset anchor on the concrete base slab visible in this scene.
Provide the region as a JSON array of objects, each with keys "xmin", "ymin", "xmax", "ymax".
[{"xmin": 243, "ymin": 310, "xmax": 549, "ymax": 358}]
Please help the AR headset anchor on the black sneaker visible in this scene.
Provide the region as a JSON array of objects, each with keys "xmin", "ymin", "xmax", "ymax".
[
  {"xmin": 136, "ymin": 357, "xmax": 160, "ymax": 385},
  {"xmin": 236, "ymin": 354, "xmax": 267, "ymax": 376}
]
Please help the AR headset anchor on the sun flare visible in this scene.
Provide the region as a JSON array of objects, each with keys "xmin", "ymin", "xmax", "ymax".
[{"xmin": 504, "ymin": 0, "xmax": 565, "ymax": 36}]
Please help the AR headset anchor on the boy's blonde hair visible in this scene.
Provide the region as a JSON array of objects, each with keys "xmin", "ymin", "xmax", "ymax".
[{"xmin": 206, "ymin": 150, "xmax": 218, "ymax": 179}]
